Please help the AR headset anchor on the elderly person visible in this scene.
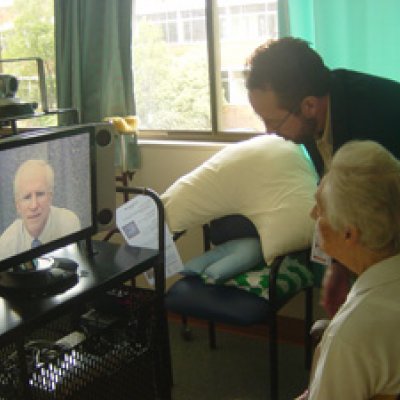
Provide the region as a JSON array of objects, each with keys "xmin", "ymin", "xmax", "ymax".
[
  {"xmin": 296, "ymin": 140, "xmax": 400, "ymax": 399},
  {"xmin": 0, "ymin": 159, "xmax": 81, "ymax": 260}
]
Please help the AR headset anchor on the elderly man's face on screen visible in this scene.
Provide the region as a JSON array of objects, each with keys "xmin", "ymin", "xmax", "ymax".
[{"xmin": 15, "ymin": 164, "xmax": 53, "ymax": 238}]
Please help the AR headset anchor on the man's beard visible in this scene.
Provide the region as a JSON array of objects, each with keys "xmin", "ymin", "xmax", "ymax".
[{"xmin": 294, "ymin": 116, "xmax": 320, "ymax": 144}]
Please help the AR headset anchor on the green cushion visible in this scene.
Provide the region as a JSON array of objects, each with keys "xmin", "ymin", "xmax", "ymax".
[{"xmin": 202, "ymin": 252, "xmax": 314, "ymax": 300}]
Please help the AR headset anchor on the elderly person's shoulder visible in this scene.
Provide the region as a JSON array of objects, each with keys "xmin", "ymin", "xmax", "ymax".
[{"xmin": 328, "ymin": 257, "xmax": 400, "ymax": 337}]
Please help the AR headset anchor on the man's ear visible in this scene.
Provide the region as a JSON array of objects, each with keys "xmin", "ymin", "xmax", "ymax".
[{"xmin": 300, "ymin": 96, "xmax": 319, "ymax": 118}]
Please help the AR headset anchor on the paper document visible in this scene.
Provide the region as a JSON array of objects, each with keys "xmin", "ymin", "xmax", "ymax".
[{"xmin": 116, "ymin": 194, "xmax": 183, "ymax": 285}]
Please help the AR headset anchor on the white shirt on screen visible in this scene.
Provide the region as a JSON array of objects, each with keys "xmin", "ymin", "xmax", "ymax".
[{"xmin": 0, "ymin": 206, "xmax": 81, "ymax": 261}]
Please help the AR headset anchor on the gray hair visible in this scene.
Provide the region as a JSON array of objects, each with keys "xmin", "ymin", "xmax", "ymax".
[
  {"xmin": 320, "ymin": 140, "xmax": 400, "ymax": 252},
  {"xmin": 14, "ymin": 159, "xmax": 55, "ymax": 199}
]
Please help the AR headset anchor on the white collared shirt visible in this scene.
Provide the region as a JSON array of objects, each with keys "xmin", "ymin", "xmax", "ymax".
[
  {"xmin": 309, "ymin": 253, "xmax": 400, "ymax": 399},
  {"xmin": 0, "ymin": 206, "xmax": 81, "ymax": 261}
]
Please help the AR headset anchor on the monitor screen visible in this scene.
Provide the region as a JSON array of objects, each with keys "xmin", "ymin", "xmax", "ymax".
[{"xmin": 0, "ymin": 126, "xmax": 96, "ymax": 272}]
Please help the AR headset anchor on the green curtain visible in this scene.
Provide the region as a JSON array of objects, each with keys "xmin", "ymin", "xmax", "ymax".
[
  {"xmin": 55, "ymin": 0, "xmax": 134, "ymax": 123},
  {"xmin": 279, "ymin": 0, "xmax": 400, "ymax": 82}
]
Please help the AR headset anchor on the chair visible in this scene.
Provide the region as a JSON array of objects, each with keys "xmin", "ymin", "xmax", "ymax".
[{"xmin": 166, "ymin": 215, "xmax": 314, "ymax": 400}]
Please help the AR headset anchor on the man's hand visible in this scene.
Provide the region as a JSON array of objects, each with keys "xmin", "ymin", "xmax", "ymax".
[{"xmin": 320, "ymin": 261, "xmax": 351, "ymax": 318}]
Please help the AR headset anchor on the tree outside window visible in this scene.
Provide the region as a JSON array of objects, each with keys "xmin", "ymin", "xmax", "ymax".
[{"xmin": 0, "ymin": 0, "xmax": 56, "ymax": 127}]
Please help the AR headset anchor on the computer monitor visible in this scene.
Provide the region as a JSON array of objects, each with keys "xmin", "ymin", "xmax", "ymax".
[{"xmin": 0, "ymin": 126, "xmax": 97, "ymax": 275}]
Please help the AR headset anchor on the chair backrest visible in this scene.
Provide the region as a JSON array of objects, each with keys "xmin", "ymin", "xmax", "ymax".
[{"xmin": 208, "ymin": 214, "xmax": 258, "ymax": 246}]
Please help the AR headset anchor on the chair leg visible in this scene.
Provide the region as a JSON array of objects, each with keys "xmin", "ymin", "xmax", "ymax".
[
  {"xmin": 180, "ymin": 315, "xmax": 193, "ymax": 341},
  {"xmin": 269, "ymin": 313, "xmax": 278, "ymax": 400},
  {"xmin": 161, "ymin": 309, "xmax": 174, "ymax": 396},
  {"xmin": 208, "ymin": 321, "xmax": 217, "ymax": 349},
  {"xmin": 304, "ymin": 287, "xmax": 313, "ymax": 370}
]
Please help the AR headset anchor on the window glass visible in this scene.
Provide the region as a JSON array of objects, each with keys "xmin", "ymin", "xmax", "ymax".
[
  {"xmin": 218, "ymin": 0, "xmax": 278, "ymax": 132},
  {"xmin": 133, "ymin": 0, "xmax": 278, "ymax": 133},
  {"xmin": 0, "ymin": 0, "xmax": 56, "ymax": 128},
  {"xmin": 0, "ymin": 0, "xmax": 56, "ymax": 125},
  {"xmin": 133, "ymin": 0, "xmax": 211, "ymax": 131}
]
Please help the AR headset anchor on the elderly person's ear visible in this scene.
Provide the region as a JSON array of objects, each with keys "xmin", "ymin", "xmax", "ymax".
[{"xmin": 344, "ymin": 225, "xmax": 360, "ymax": 244}]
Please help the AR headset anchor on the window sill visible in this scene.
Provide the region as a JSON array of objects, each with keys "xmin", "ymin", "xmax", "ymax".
[{"xmin": 136, "ymin": 129, "xmax": 261, "ymax": 143}]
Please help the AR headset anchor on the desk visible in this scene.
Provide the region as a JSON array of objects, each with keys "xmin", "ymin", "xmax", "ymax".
[{"xmin": 0, "ymin": 240, "xmax": 171, "ymax": 400}]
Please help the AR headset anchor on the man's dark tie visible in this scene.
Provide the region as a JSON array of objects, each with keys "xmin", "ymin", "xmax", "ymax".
[{"xmin": 31, "ymin": 238, "xmax": 41, "ymax": 248}]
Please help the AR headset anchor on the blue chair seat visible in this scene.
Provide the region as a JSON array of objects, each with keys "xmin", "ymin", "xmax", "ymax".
[{"xmin": 166, "ymin": 275, "xmax": 271, "ymax": 326}]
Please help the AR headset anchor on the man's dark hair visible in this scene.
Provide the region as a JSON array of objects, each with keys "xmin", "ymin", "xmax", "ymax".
[{"xmin": 245, "ymin": 37, "xmax": 331, "ymax": 110}]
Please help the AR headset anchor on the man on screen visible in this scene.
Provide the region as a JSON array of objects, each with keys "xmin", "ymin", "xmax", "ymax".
[{"xmin": 0, "ymin": 159, "xmax": 81, "ymax": 260}]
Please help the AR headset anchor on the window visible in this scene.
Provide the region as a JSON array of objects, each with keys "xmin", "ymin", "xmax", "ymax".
[
  {"xmin": 144, "ymin": 12, "xmax": 179, "ymax": 43},
  {"xmin": 0, "ymin": 0, "xmax": 56, "ymax": 128},
  {"xmin": 133, "ymin": 0, "xmax": 278, "ymax": 134}
]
